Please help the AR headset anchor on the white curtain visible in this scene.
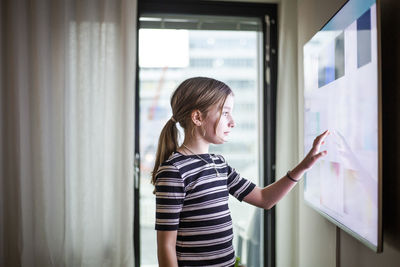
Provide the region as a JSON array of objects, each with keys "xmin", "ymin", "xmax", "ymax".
[{"xmin": 0, "ymin": 0, "xmax": 136, "ymax": 266}]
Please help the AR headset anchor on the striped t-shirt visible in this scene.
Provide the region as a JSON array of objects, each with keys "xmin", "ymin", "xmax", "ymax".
[{"xmin": 155, "ymin": 151, "xmax": 256, "ymax": 267}]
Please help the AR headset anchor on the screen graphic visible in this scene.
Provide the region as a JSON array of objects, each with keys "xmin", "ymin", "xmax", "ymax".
[{"xmin": 303, "ymin": 0, "xmax": 380, "ymax": 250}]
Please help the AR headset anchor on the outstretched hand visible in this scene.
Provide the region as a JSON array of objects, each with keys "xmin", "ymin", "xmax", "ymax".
[{"xmin": 300, "ymin": 130, "xmax": 330, "ymax": 170}]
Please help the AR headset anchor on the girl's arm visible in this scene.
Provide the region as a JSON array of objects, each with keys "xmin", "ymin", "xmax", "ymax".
[
  {"xmin": 243, "ymin": 164, "xmax": 307, "ymax": 209},
  {"xmin": 243, "ymin": 130, "xmax": 329, "ymax": 209},
  {"xmin": 157, "ymin": 230, "xmax": 179, "ymax": 267}
]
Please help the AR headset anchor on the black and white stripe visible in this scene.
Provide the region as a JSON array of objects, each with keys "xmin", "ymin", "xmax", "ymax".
[{"xmin": 155, "ymin": 152, "xmax": 256, "ymax": 267}]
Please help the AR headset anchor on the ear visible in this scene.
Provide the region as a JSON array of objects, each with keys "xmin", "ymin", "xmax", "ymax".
[{"xmin": 191, "ymin": 110, "xmax": 203, "ymax": 126}]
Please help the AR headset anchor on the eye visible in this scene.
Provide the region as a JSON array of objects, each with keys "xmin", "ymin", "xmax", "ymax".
[{"xmin": 222, "ymin": 111, "xmax": 229, "ymax": 116}]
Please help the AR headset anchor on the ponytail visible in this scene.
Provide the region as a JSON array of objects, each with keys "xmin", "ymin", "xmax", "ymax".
[{"xmin": 151, "ymin": 119, "xmax": 179, "ymax": 186}]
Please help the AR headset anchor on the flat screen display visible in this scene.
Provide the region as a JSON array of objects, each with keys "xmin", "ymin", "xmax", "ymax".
[{"xmin": 303, "ymin": 0, "xmax": 382, "ymax": 251}]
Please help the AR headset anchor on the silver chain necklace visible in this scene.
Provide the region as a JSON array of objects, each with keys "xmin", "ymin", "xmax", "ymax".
[{"xmin": 182, "ymin": 144, "xmax": 220, "ymax": 177}]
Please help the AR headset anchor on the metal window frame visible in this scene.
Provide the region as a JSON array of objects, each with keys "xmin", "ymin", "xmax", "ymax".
[{"xmin": 134, "ymin": 1, "xmax": 277, "ymax": 267}]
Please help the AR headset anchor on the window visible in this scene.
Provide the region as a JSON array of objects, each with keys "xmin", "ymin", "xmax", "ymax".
[{"xmin": 134, "ymin": 2, "xmax": 277, "ymax": 267}]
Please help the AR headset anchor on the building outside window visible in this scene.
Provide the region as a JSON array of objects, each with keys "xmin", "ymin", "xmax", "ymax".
[{"xmin": 138, "ymin": 26, "xmax": 264, "ymax": 267}]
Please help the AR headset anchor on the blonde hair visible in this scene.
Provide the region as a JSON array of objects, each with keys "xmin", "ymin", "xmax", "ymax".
[{"xmin": 151, "ymin": 77, "xmax": 233, "ymax": 186}]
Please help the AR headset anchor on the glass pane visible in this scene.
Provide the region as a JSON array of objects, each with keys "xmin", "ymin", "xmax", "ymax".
[{"xmin": 139, "ymin": 27, "xmax": 263, "ymax": 267}]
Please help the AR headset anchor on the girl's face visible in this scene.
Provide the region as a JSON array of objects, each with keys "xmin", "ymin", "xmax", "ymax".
[{"xmin": 203, "ymin": 94, "xmax": 235, "ymax": 144}]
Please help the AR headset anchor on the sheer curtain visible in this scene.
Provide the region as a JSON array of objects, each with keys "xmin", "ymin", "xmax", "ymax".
[{"xmin": 0, "ymin": 0, "xmax": 136, "ymax": 266}]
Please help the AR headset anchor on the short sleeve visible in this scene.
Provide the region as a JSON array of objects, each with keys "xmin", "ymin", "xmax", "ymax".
[
  {"xmin": 219, "ymin": 155, "xmax": 256, "ymax": 202},
  {"xmin": 155, "ymin": 162, "xmax": 185, "ymax": 231}
]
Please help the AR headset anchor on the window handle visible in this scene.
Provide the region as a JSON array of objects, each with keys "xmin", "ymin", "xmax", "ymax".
[{"xmin": 134, "ymin": 152, "xmax": 140, "ymax": 190}]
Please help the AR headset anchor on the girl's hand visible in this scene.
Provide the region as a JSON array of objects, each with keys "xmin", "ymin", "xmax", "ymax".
[{"xmin": 300, "ymin": 130, "xmax": 330, "ymax": 170}]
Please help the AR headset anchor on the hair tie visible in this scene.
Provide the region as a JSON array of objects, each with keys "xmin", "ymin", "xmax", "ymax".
[{"xmin": 170, "ymin": 116, "xmax": 177, "ymax": 123}]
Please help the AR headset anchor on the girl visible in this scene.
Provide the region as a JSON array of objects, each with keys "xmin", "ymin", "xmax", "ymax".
[{"xmin": 152, "ymin": 77, "xmax": 329, "ymax": 267}]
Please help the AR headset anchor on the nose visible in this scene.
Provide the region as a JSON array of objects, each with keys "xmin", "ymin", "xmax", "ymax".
[{"xmin": 228, "ymin": 117, "xmax": 235, "ymax": 128}]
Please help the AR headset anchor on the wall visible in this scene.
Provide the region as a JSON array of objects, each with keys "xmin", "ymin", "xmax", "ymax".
[
  {"xmin": 296, "ymin": 0, "xmax": 400, "ymax": 267},
  {"xmin": 274, "ymin": 0, "xmax": 299, "ymax": 266}
]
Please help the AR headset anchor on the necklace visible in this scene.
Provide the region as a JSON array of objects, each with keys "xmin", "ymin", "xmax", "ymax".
[{"xmin": 182, "ymin": 144, "xmax": 220, "ymax": 177}]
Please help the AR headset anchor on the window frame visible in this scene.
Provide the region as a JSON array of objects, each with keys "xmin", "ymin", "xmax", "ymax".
[{"xmin": 134, "ymin": 1, "xmax": 277, "ymax": 267}]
